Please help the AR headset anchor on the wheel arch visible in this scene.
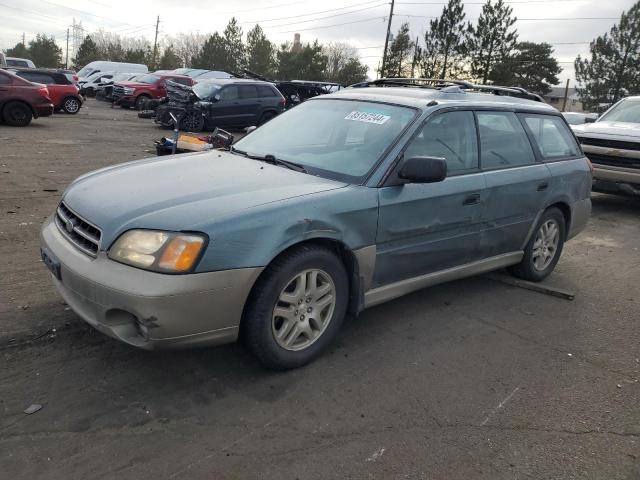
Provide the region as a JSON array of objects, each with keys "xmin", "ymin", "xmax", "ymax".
[
  {"xmin": 546, "ymin": 201, "xmax": 572, "ymax": 239},
  {"xmin": 1, "ymin": 98, "xmax": 36, "ymax": 117}
]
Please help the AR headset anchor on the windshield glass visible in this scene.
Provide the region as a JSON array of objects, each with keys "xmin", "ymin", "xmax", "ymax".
[
  {"xmin": 137, "ymin": 74, "xmax": 160, "ymax": 84},
  {"xmin": 233, "ymin": 99, "xmax": 417, "ymax": 182},
  {"xmin": 599, "ymin": 99, "xmax": 640, "ymax": 124},
  {"xmin": 193, "ymin": 82, "xmax": 222, "ymax": 100},
  {"xmin": 77, "ymin": 66, "xmax": 95, "ymax": 77}
]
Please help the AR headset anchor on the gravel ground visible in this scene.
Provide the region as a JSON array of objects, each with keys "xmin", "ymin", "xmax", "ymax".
[{"xmin": 1, "ymin": 100, "xmax": 639, "ymax": 479}]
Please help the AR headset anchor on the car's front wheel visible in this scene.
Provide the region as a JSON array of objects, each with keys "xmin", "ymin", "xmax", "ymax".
[
  {"xmin": 510, "ymin": 207, "xmax": 566, "ymax": 282},
  {"xmin": 242, "ymin": 245, "xmax": 349, "ymax": 370}
]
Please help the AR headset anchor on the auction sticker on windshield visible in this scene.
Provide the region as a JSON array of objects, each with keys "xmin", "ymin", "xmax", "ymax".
[{"xmin": 344, "ymin": 111, "xmax": 390, "ymax": 125}]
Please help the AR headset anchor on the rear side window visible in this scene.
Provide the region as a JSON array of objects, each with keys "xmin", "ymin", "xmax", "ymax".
[
  {"xmin": 404, "ymin": 111, "xmax": 479, "ymax": 173},
  {"xmin": 258, "ymin": 85, "xmax": 278, "ymax": 97},
  {"xmin": 239, "ymin": 85, "xmax": 258, "ymax": 99},
  {"xmin": 520, "ymin": 114, "xmax": 581, "ymax": 160},
  {"xmin": 7, "ymin": 59, "xmax": 29, "ymax": 67},
  {"xmin": 0, "ymin": 73, "xmax": 11, "ymax": 85},
  {"xmin": 477, "ymin": 111, "xmax": 536, "ymax": 169},
  {"xmin": 19, "ymin": 72, "xmax": 55, "ymax": 84}
]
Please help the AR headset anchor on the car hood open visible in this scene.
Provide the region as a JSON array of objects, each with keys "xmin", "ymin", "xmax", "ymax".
[{"xmin": 62, "ymin": 151, "xmax": 347, "ymax": 247}]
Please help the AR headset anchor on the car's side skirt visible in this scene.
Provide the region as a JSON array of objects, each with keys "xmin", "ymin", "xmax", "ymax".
[{"xmin": 363, "ymin": 251, "xmax": 524, "ymax": 309}]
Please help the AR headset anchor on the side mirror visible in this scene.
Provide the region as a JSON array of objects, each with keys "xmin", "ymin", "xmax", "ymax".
[
  {"xmin": 213, "ymin": 94, "xmax": 221, "ymax": 102},
  {"xmin": 585, "ymin": 117, "xmax": 597, "ymax": 123},
  {"xmin": 398, "ymin": 156, "xmax": 447, "ymax": 184}
]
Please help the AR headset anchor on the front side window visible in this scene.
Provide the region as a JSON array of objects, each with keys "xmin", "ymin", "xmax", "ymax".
[
  {"xmin": 403, "ymin": 110, "xmax": 478, "ymax": 173},
  {"xmin": 520, "ymin": 114, "xmax": 580, "ymax": 160},
  {"xmin": 193, "ymin": 82, "xmax": 221, "ymax": 100},
  {"xmin": 477, "ymin": 111, "xmax": 536, "ymax": 169},
  {"xmin": 220, "ymin": 85, "xmax": 239, "ymax": 101},
  {"xmin": 599, "ymin": 98, "xmax": 640, "ymax": 124},
  {"xmin": 233, "ymin": 99, "xmax": 417, "ymax": 182}
]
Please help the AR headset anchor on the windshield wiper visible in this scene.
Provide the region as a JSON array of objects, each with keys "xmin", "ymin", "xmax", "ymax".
[{"xmin": 229, "ymin": 147, "xmax": 307, "ymax": 173}]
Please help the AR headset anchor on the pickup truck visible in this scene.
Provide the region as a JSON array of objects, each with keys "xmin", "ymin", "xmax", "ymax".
[{"xmin": 112, "ymin": 73, "xmax": 194, "ymax": 110}]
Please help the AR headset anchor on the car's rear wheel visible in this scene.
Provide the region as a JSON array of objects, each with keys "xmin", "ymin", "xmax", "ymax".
[
  {"xmin": 242, "ymin": 245, "xmax": 349, "ymax": 370},
  {"xmin": 510, "ymin": 207, "xmax": 566, "ymax": 282},
  {"xmin": 180, "ymin": 111, "xmax": 204, "ymax": 132},
  {"xmin": 258, "ymin": 111, "xmax": 276, "ymax": 125},
  {"xmin": 134, "ymin": 95, "xmax": 150, "ymax": 111},
  {"xmin": 2, "ymin": 101, "xmax": 33, "ymax": 127},
  {"xmin": 62, "ymin": 97, "xmax": 81, "ymax": 114}
]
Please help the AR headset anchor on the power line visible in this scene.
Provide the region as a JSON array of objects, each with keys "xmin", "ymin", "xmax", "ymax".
[
  {"xmin": 274, "ymin": 15, "xmax": 386, "ymax": 33},
  {"xmin": 260, "ymin": 3, "xmax": 388, "ymax": 28},
  {"xmin": 397, "ymin": 0, "xmax": 586, "ymax": 3},
  {"xmin": 397, "ymin": 13, "xmax": 619, "ymax": 20},
  {"xmin": 240, "ymin": 0, "xmax": 387, "ymax": 24}
]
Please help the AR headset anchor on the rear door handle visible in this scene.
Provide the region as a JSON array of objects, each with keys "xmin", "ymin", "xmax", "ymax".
[
  {"xmin": 463, "ymin": 193, "xmax": 481, "ymax": 206},
  {"xmin": 537, "ymin": 182, "xmax": 549, "ymax": 191}
]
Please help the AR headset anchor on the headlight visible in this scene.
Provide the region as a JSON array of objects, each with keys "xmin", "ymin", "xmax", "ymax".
[
  {"xmin": 123, "ymin": 87, "xmax": 135, "ymax": 95},
  {"xmin": 108, "ymin": 230, "xmax": 206, "ymax": 273}
]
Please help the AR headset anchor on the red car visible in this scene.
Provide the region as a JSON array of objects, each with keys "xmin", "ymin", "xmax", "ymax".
[
  {"xmin": 0, "ymin": 69, "xmax": 54, "ymax": 126},
  {"xmin": 11, "ymin": 68, "xmax": 84, "ymax": 114},
  {"xmin": 112, "ymin": 73, "xmax": 194, "ymax": 110}
]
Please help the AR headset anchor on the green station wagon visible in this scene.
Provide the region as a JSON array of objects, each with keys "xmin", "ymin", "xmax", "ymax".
[{"xmin": 40, "ymin": 79, "xmax": 592, "ymax": 369}]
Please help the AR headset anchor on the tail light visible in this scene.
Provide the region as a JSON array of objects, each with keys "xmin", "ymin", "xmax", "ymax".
[
  {"xmin": 38, "ymin": 86, "xmax": 50, "ymax": 98},
  {"xmin": 73, "ymin": 75, "xmax": 79, "ymax": 83},
  {"xmin": 279, "ymin": 98, "xmax": 286, "ymax": 107}
]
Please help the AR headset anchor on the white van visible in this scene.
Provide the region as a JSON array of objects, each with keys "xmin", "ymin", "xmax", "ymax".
[{"xmin": 76, "ymin": 61, "xmax": 147, "ymax": 82}]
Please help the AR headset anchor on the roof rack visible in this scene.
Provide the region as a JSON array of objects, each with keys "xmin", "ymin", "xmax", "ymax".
[{"xmin": 350, "ymin": 78, "xmax": 543, "ymax": 102}]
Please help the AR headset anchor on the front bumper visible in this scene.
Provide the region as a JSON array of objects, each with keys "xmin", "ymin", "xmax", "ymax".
[
  {"xmin": 114, "ymin": 95, "xmax": 135, "ymax": 106},
  {"xmin": 592, "ymin": 165, "xmax": 640, "ymax": 196},
  {"xmin": 40, "ymin": 216, "xmax": 263, "ymax": 349}
]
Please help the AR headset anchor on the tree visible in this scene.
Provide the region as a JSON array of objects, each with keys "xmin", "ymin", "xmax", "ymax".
[
  {"xmin": 276, "ymin": 40, "xmax": 327, "ymax": 80},
  {"xmin": 159, "ymin": 45, "xmax": 181, "ymax": 69},
  {"xmin": 4, "ymin": 42, "xmax": 29, "ymax": 58},
  {"xmin": 27, "ymin": 34, "xmax": 62, "ymax": 68},
  {"xmin": 192, "ymin": 32, "xmax": 228, "ymax": 70},
  {"xmin": 73, "ymin": 36, "xmax": 101, "ymax": 68},
  {"xmin": 466, "ymin": 0, "xmax": 518, "ymax": 83},
  {"xmin": 166, "ymin": 33, "xmax": 206, "ymax": 68},
  {"xmin": 424, "ymin": 0, "xmax": 467, "ymax": 79},
  {"xmin": 223, "ymin": 17, "xmax": 246, "ymax": 73},
  {"xmin": 490, "ymin": 42, "xmax": 561, "ymax": 95},
  {"xmin": 246, "ymin": 24, "xmax": 276, "ymax": 77},
  {"xmin": 382, "ymin": 22, "xmax": 414, "ymax": 77},
  {"xmin": 323, "ymin": 43, "xmax": 368, "ymax": 85},
  {"xmin": 575, "ymin": 1, "xmax": 640, "ymax": 109}
]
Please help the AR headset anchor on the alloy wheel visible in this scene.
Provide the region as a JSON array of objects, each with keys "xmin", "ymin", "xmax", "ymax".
[{"xmin": 532, "ymin": 219, "xmax": 560, "ymax": 271}]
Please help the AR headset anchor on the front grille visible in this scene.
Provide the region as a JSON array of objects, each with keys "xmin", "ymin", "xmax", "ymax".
[
  {"xmin": 55, "ymin": 203, "xmax": 102, "ymax": 257},
  {"xmin": 112, "ymin": 85, "xmax": 125, "ymax": 100},
  {"xmin": 586, "ymin": 153, "xmax": 640, "ymax": 170},
  {"xmin": 577, "ymin": 136, "xmax": 640, "ymax": 152}
]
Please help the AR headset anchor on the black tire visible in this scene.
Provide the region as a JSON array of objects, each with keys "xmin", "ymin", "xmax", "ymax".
[
  {"xmin": 509, "ymin": 207, "xmax": 566, "ymax": 282},
  {"xmin": 180, "ymin": 111, "xmax": 204, "ymax": 132},
  {"xmin": 62, "ymin": 97, "xmax": 81, "ymax": 114},
  {"xmin": 84, "ymin": 87, "xmax": 95, "ymax": 97},
  {"xmin": 2, "ymin": 101, "xmax": 33, "ymax": 127},
  {"xmin": 242, "ymin": 245, "xmax": 349, "ymax": 370},
  {"xmin": 138, "ymin": 110, "xmax": 156, "ymax": 119},
  {"xmin": 134, "ymin": 95, "xmax": 150, "ymax": 111},
  {"xmin": 258, "ymin": 111, "xmax": 276, "ymax": 125}
]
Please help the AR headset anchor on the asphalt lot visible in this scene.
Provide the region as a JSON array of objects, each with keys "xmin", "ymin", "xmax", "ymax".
[{"xmin": 1, "ymin": 99, "xmax": 639, "ymax": 479}]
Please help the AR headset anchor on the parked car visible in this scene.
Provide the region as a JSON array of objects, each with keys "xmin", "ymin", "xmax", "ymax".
[
  {"xmin": 113, "ymin": 73, "xmax": 194, "ymax": 110},
  {"xmin": 95, "ymin": 73, "xmax": 139, "ymax": 101},
  {"xmin": 154, "ymin": 78, "xmax": 286, "ymax": 131},
  {"xmin": 10, "ymin": 68, "xmax": 83, "ymax": 114},
  {"xmin": 76, "ymin": 61, "xmax": 147, "ymax": 83},
  {"xmin": 573, "ymin": 96, "xmax": 640, "ymax": 196},
  {"xmin": 39, "ymin": 79, "xmax": 591, "ymax": 369},
  {"xmin": 5, "ymin": 57, "xmax": 36, "ymax": 68},
  {"xmin": 0, "ymin": 69, "xmax": 54, "ymax": 126},
  {"xmin": 79, "ymin": 71, "xmax": 115, "ymax": 97},
  {"xmin": 563, "ymin": 112, "xmax": 598, "ymax": 126}
]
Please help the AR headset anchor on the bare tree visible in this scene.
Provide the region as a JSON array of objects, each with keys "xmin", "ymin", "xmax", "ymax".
[{"xmin": 164, "ymin": 33, "xmax": 207, "ymax": 68}]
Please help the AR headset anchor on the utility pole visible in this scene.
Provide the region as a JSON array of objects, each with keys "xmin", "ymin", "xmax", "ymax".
[
  {"xmin": 152, "ymin": 15, "xmax": 160, "ymax": 70},
  {"xmin": 22, "ymin": 32, "xmax": 25, "ymax": 46},
  {"xmin": 380, "ymin": 0, "xmax": 395, "ymax": 78},
  {"xmin": 411, "ymin": 36, "xmax": 419, "ymax": 78},
  {"xmin": 561, "ymin": 78, "xmax": 570, "ymax": 112},
  {"xmin": 65, "ymin": 29, "xmax": 69, "ymax": 69}
]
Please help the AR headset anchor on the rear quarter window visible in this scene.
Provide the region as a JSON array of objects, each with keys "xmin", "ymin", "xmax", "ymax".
[
  {"xmin": 0, "ymin": 73, "xmax": 12, "ymax": 85},
  {"xmin": 519, "ymin": 114, "xmax": 581, "ymax": 160},
  {"xmin": 258, "ymin": 85, "xmax": 278, "ymax": 97},
  {"xmin": 19, "ymin": 72, "xmax": 56, "ymax": 84}
]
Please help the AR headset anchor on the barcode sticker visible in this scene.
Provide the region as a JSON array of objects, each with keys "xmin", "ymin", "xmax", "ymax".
[{"xmin": 344, "ymin": 111, "xmax": 391, "ymax": 125}]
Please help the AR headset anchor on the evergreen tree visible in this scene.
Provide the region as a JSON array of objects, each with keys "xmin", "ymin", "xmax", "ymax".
[
  {"xmin": 159, "ymin": 45, "xmax": 182, "ymax": 69},
  {"xmin": 192, "ymin": 32, "xmax": 228, "ymax": 70},
  {"xmin": 27, "ymin": 34, "xmax": 62, "ymax": 68},
  {"xmin": 490, "ymin": 42, "xmax": 561, "ymax": 95},
  {"xmin": 466, "ymin": 0, "xmax": 518, "ymax": 83},
  {"xmin": 423, "ymin": 0, "xmax": 467, "ymax": 79},
  {"xmin": 73, "ymin": 36, "xmax": 100, "ymax": 68},
  {"xmin": 223, "ymin": 17, "xmax": 245, "ymax": 73},
  {"xmin": 382, "ymin": 23, "xmax": 414, "ymax": 77},
  {"xmin": 575, "ymin": 1, "xmax": 640, "ymax": 109},
  {"xmin": 276, "ymin": 40, "xmax": 327, "ymax": 80},
  {"xmin": 246, "ymin": 24, "xmax": 275, "ymax": 77},
  {"xmin": 4, "ymin": 42, "xmax": 29, "ymax": 58}
]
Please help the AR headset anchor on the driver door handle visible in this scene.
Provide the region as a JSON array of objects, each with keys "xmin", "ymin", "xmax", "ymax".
[{"xmin": 463, "ymin": 193, "xmax": 481, "ymax": 206}]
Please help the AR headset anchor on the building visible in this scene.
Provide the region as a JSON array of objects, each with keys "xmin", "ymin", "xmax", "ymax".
[{"xmin": 542, "ymin": 86, "xmax": 585, "ymax": 112}]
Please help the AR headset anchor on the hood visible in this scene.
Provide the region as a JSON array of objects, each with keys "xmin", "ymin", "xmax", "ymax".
[
  {"xmin": 63, "ymin": 151, "xmax": 347, "ymax": 246},
  {"xmin": 116, "ymin": 80, "xmax": 153, "ymax": 89},
  {"xmin": 573, "ymin": 120, "xmax": 640, "ymax": 139}
]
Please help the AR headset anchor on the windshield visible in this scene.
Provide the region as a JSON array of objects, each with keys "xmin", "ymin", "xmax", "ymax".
[
  {"xmin": 193, "ymin": 82, "xmax": 222, "ymax": 100},
  {"xmin": 137, "ymin": 74, "xmax": 160, "ymax": 84},
  {"xmin": 563, "ymin": 114, "xmax": 586, "ymax": 125},
  {"xmin": 599, "ymin": 98, "xmax": 640, "ymax": 124},
  {"xmin": 233, "ymin": 99, "xmax": 417, "ymax": 182},
  {"xmin": 77, "ymin": 66, "xmax": 95, "ymax": 77}
]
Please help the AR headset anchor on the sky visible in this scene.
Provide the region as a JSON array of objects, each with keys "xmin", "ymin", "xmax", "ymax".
[{"xmin": 1, "ymin": 0, "xmax": 637, "ymax": 85}]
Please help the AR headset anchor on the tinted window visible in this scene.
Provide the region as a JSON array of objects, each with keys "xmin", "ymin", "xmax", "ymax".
[
  {"xmin": 477, "ymin": 112, "xmax": 536, "ymax": 169},
  {"xmin": 404, "ymin": 111, "xmax": 479, "ymax": 173},
  {"xmin": 258, "ymin": 85, "xmax": 277, "ymax": 97},
  {"xmin": 239, "ymin": 85, "xmax": 258, "ymax": 99},
  {"xmin": 18, "ymin": 72, "xmax": 55, "ymax": 84},
  {"xmin": 7, "ymin": 59, "xmax": 29, "ymax": 67},
  {"xmin": 220, "ymin": 85, "xmax": 238, "ymax": 101},
  {"xmin": 520, "ymin": 114, "xmax": 580, "ymax": 160},
  {"xmin": 170, "ymin": 77, "xmax": 192, "ymax": 86},
  {"xmin": 0, "ymin": 73, "xmax": 11, "ymax": 85}
]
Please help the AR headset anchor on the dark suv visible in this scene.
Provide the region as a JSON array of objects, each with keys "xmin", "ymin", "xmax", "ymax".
[
  {"xmin": 0, "ymin": 69, "xmax": 54, "ymax": 126},
  {"xmin": 155, "ymin": 79, "xmax": 286, "ymax": 131}
]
